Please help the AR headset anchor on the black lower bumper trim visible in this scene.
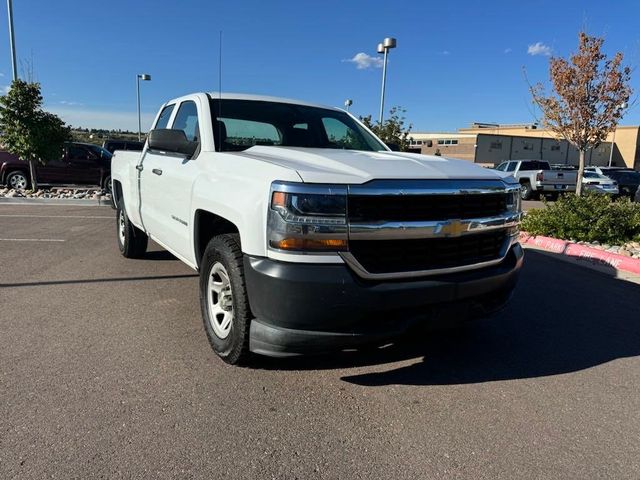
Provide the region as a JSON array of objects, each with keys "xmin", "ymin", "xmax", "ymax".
[{"xmin": 245, "ymin": 243, "xmax": 523, "ymax": 357}]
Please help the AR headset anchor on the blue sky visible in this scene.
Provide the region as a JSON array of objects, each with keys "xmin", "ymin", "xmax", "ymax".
[{"xmin": 1, "ymin": 0, "xmax": 639, "ymax": 132}]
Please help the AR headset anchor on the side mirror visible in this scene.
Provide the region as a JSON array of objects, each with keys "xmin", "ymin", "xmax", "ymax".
[
  {"xmin": 386, "ymin": 142, "xmax": 400, "ymax": 152},
  {"xmin": 148, "ymin": 129, "xmax": 198, "ymax": 157}
]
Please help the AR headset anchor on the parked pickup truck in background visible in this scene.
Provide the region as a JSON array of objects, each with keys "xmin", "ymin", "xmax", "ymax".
[
  {"xmin": 1, "ymin": 142, "xmax": 113, "ymax": 191},
  {"xmin": 495, "ymin": 160, "xmax": 577, "ymax": 200},
  {"xmin": 102, "ymin": 139, "xmax": 144, "ymax": 154},
  {"xmin": 111, "ymin": 93, "xmax": 523, "ymax": 364}
]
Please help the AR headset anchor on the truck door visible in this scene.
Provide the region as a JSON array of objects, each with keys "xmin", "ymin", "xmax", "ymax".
[
  {"xmin": 66, "ymin": 144, "xmax": 102, "ymax": 186},
  {"xmin": 37, "ymin": 145, "xmax": 73, "ymax": 185},
  {"xmin": 139, "ymin": 99, "xmax": 201, "ymax": 263}
]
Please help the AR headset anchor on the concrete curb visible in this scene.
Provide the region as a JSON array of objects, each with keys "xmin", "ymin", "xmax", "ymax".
[
  {"xmin": 0, "ymin": 197, "xmax": 112, "ymax": 206},
  {"xmin": 519, "ymin": 232, "xmax": 640, "ymax": 276}
]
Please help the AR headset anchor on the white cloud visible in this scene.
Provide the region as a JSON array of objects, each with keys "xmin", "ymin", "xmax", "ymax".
[
  {"xmin": 45, "ymin": 106, "xmax": 156, "ymax": 131},
  {"xmin": 59, "ymin": 100, "xmax": 83, "ymax": 106},
  {"xmin": 0, "ymin": 72, "xmax": 5, "ymax": 77},
  {"xmin": 1, "ymin": 85, "xmax": 9, "ymax": 94},
  {"xmin": 343, "ymin": 52, "xmax": 383, "ymax": 70},
  {"xmin": 439, "ymin": 50, "xmax": 451, "ymax": 56},
  {"xmin": 527, "ymin": 42, "xmax": 552, "ymax": 56},
  {"xmin": 504, "ymin": 48, "xmax": 513, "ymax": 54}
]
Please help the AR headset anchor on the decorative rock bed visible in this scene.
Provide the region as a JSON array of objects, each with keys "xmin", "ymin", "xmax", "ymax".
[
  {"xmin": 577, "ymin": 240, "xmax": 640, "ymax": 259},
  {"xmin": 0, "ymin": 187, "xmax": 112, "ymax": 201}
]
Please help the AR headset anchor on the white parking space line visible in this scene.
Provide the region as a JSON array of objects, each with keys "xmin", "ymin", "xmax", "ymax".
[
  {"xmin": 0, "ymin": 238, "xmax": 66, "ymax": 242},
  {"xmin": 0, "ymin": 215, "xmax": 113, "ymax": 219}
]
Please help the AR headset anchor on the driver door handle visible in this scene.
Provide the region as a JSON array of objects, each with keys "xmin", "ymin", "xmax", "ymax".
[{"xmin": 152, "ymin": 168, "xmax": 163, "ymax": 176}]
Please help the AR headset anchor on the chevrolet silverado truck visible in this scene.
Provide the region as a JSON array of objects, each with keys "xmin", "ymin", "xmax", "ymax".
[
  {"xmin": 111, "ymin": 93, "xmax": 523, "ymax": 364},
  {"xmin": 495, "ymin": 160, "xmax": 577, "ymax": 200}
]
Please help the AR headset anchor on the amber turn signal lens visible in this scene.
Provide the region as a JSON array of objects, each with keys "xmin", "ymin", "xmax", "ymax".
[
  {"xmin": 270, "ymin": 238, "xmax": 347, "ymax": 251},
  {"xmin": 272, "ymin": 191, "xmax": 286, "ymax": 208}
]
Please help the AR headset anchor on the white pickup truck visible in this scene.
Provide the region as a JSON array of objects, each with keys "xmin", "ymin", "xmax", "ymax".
[
  {"xmin": 111, "ymin": 93, "xmax": 523, "ymax": 364},
  {"xmin": 495, "ymin": 160, "xmax": 578, "ymax": 200}
]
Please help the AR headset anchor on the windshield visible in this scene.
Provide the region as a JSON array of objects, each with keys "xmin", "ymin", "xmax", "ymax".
[
  {"xmin": 209, "ymin": 99, "xmax": 386, "ymax": 152},
  {"xmin": 583, "ymin": 172, "xmax": 600, "ymax": 179}
]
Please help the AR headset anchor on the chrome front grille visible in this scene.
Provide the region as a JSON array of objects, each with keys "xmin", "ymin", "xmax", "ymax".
[
  {"xmin": 341, "ymin": 179, "xmax": 521, "ymax": 279},
  {"xmin": 348, "ymin": 192, "xmax": 508, "ymax": 222},
  {"xmin": 348, "ymin": 231, "xmax": 508, "ymax": 275}
]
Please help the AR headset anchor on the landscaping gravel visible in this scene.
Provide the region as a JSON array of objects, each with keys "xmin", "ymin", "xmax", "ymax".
[
  {"xmin": 577, "ymin": 240, "xmax": 640, "ymax": 259},
  {"xmin": 0, "ymin": 187, "xmax": 112, "ymax": 201}
]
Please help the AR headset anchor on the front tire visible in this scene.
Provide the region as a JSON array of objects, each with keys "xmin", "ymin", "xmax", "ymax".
[
  {"xmin": 199, "ymin": 234, "xmax": 251, "ymax": 365},
  {"xmin": 116, "ymin": 199, "xmax": 148, "ymax": 258},
  {"xmin": 6, "ymin": 170, "xmax": 29, "ymax": 190},
  {"xmin": 103, "ymin": 175, "xmax": 112, "ymax": 193}
]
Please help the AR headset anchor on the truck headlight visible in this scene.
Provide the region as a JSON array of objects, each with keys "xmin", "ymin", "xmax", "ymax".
[{"xmin": 268, "ymin": 183, "xmax": 348, "ymax": 252}]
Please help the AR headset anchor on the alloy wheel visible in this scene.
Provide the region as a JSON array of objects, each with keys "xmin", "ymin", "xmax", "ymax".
[{"xmin": 9, "ymin": 173, "xmax": 27, "ymax": 190}]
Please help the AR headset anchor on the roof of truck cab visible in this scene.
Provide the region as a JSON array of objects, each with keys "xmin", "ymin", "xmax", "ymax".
[{"xmin": 164, "ymin": 92, "xmax": 342, "ymax": 112}]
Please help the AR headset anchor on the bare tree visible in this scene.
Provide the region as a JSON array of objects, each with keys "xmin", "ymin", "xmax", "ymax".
[{"xmin": 530, "ymin": 32, "xmax": 632, "ymax": 195}]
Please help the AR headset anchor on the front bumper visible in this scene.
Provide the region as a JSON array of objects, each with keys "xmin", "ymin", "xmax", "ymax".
[{"xmin": 244, "ymin": 243, "xmax": 524, "ymax": 357}]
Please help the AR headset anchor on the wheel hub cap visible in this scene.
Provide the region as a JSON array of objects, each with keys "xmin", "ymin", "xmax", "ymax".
[
  {"xmin": 118, "ymin": 210, "xmax": 126, "ymax": 245},
  {"xmin": 207, "ymin": 262, "xmax": 234, "ymax": 339},
  {"xmin": 10, "ymin": 174, "xmax": 27, "ymax": 190}
]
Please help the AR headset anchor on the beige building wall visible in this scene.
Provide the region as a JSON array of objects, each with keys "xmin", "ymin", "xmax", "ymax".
[{"xmin": 412, "ymin": 124, "xmax": 640, "ymax": 169}]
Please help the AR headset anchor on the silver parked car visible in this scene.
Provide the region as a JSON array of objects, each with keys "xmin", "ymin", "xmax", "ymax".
[{"xmin": 582, "ymin": 172, "xmax": 619, "ymax": 195}]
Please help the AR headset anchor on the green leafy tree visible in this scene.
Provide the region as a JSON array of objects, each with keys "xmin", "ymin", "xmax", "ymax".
[
  {"xmin": 0, "ymin": 80, "xmax": 71, "ymax": 190},
  {"xmin": 361, "ymin": 106, "xmax": 413, "ymax": 151}
]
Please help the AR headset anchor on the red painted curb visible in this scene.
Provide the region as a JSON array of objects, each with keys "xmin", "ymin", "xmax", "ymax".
[{"xmin": 519, "ymin": 232, "xmax": 640, "ymax": 275}]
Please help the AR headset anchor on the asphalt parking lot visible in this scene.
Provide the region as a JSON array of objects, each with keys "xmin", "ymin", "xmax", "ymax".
[{"xmin": 1, "ymin": 204, "xmax": 639, "ymax": 479}]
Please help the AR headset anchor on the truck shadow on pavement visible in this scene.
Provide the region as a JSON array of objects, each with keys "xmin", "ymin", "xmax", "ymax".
[
  {"xmin": 0, "ymin": 273, "xmax": 197, "ymax": 288},
  {"xmin": 143, "ymin": 250, "xmax": 178, "ymax": 261},
  {"xmin": 263, "ymin": 251, "xmax": 640, "ymax": 386}
]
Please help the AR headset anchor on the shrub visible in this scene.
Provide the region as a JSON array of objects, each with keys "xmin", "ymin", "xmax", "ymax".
[{"xmin": 521, "ymin": 193, "xmax": 640, "ymax": 244}]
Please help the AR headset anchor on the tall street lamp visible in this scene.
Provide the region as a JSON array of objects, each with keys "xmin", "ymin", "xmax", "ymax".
[
  {"xmin": 377, "ymin": 37, "xmax": 397, "ymax": 125},
  {"xmin": 136, "ymin": 73, "xmax": 151, "ymax": 141},
  {"xmin": 608, "ymin": 102, "xmax": 628, "ymax": 167},
  {"xmin": 6, "ymin": 0, "xmax": 17, "ymax": 81}
]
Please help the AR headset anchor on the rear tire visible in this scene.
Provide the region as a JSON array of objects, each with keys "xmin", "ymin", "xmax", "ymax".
[
  {"xmin": 116, "ymin": 199, "xmax": 148, "ymax": 258},
  {"xmin": 199, "ymin": 234, "xmax": 252, "ymax": 365},
  {"xmin": 6, "ymin": 170, "xmax": 29, "ymax": 190}
]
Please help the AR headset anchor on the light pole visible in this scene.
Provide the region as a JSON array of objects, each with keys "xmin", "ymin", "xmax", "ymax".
[
  {"xmin": 608, "ymin": 102, "xmax": 627, "ymax": 167},
  {"xmin": 344, "ymin": 99, "xmax": 353, "ymax": 111},
  {"xmin": 6, "ymin": 0, "xmax": 17, "ymax": 81},
  {"xmin": 136, "ymin": 74, "xmax": 151, "ymax": 141},
  {"xmin": 377, "ymin": 37, "xmax": 396, "ymax": 125}
]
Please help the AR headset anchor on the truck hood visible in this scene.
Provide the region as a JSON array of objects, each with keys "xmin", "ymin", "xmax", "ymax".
[{"xmin": 235, "ymin": 147, "xmax": 507, "ymax": 184}]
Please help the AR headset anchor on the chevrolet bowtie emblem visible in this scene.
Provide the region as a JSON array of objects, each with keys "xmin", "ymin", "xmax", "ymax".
[{"xmin": 438, "ymin": 219, "xmax": 467, "ymax": 237}]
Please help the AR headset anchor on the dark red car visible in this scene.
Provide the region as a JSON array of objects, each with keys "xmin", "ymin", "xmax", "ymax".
[{"xmin": 0, "ymin": 142, "xmax": 113, "ymax": 191}]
